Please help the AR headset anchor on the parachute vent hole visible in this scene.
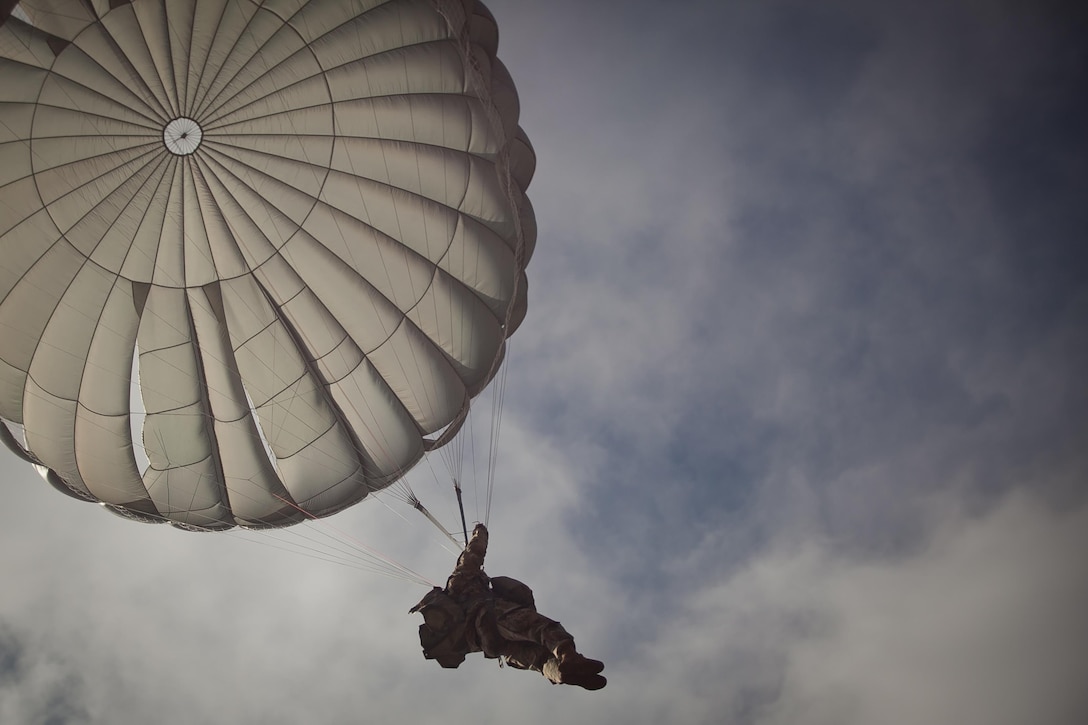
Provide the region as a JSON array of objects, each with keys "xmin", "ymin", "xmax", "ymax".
[{"xmin": 163, "ymin": 117, "xmax": 202, "ymax": 156}]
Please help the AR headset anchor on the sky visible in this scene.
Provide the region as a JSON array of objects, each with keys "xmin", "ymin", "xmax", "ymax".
[{"xmin": 3, "ymin": 0, "xmax": 1088, "ymax": 723}]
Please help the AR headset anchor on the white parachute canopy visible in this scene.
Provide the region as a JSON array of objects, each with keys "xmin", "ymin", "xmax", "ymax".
[{"xmin": 0, "ymin": 0, "xmax": 536, "ymax": 531}]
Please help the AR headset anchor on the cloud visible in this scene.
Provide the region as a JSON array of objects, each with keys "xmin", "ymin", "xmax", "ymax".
[
  {"xmin": 2, "ymin": 1, "xmax": 1086, "ymax": 723},
  {"xmin": 619, "ymin": 489, "xmax": 1088, "ymax": 725},
  {"xmin": 0, "ymin": 621, "xmax": 90, "ymax": 725}
]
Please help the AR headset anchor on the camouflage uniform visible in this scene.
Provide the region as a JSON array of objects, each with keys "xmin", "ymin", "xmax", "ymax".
[{"xmin": 412, "ymin": 524, "xmax": 606, "ymax": 689}]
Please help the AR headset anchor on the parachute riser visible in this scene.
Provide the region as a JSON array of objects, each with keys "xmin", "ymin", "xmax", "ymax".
[
  {"xmin": 411, "ymin": 496, "xmax": 463, "ymax": 550},
  {"xmin": 453, "ymin": 479, "xmax": 469, "ymax": 547}
]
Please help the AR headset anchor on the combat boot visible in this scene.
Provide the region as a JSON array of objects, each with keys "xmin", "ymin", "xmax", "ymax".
[
  {"xmin": 561, "ymin": 671, "xmax": 607, "ymax": 690},
  {"xmin": 559, "ymin": 652, "xmax": 605, "ymax": 675},
  {"xmin": 543, "ymin": 658, "xmax": 607, "ymax": 689},
  {"xmin": 554, "ymin": 641, "xmax": 605, "ymax": 675}
]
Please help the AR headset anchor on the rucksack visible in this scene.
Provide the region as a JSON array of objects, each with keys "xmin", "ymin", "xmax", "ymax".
[
  {"xmin": 410, "ymin": 587, "xmax": 470, "ymax": 668},
  {"xmin": 489, "ymin": 576, "xmax": 536, "ymax": 609}
]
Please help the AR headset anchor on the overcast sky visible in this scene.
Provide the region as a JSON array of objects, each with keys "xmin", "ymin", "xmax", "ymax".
[{"xmin": 3, "ymin": 0, "xmax": 1087, "ymax": 723}]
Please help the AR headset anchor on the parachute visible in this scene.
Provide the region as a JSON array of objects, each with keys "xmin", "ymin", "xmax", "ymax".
[{"xmin": 0, "ymin": 0, "xmax": 536, "ymax": 533}]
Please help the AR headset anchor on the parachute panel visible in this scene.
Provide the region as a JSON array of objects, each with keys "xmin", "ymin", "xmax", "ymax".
[
  {"xmin": 325, "ymin": 356, "xmax": 425, "ymax": 482},
  {"xmin": 0, "ymin": 241, "xmax": 85, "ymax": 397}
]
